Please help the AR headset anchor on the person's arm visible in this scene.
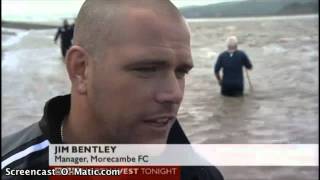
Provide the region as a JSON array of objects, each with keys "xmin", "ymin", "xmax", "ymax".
[
  {"xmin": 54, "ymin": 28, "xmax": 61, "ymax": 44},
  {"xmin": 215, "ymin": 72, "xmax": 222, "ymax": 86},
  {"xmin": 242, "ymin": 51, "xmax": 253, "ymax": 70},
  {"xmin": 214, "ymin": 54, "xmax": 223, "ymax": 86}
]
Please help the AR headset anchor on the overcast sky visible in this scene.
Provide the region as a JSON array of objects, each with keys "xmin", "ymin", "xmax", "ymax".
[
  {"xmin": 172, "ymin": 0, "xmax": 244, "ymax": 7},
  {"xmin": 2, "ymin": 0, "xmax": 244, "ymax": 21}
]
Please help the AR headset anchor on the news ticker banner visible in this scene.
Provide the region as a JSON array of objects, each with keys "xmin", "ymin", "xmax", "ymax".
[
  {"xmin": 49, "ymin": 144, "xmax": 318, "ymax": 166},
  {"xmin": 4, "ymin": 166, "xmax": 180, "ymax": 179}
]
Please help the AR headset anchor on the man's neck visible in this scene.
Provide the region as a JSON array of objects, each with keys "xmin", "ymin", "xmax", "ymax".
[
  {"xmin": 228, "ymin": 49, "xmax": 236, "ymax": 53},
  {"xmin": 63, "ymin": 94, "xmax": 104, "ymax": 143}
]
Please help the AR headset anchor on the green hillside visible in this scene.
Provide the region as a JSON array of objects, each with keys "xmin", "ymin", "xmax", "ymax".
[{"xmin": 180, "ymin": 0, "xmax": 318, "ymax": 18}]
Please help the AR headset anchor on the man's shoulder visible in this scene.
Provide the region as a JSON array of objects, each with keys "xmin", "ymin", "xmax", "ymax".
[
  {"xmin": 168, "ymin": 121, "xmax": 224, "ymax": 180},
  {"xmin": 167, "ymin": 120, "xmax": 190, "ymax": 144},
  {"xmin": 2, "ymin": 122, "xmax": 49, "ymax": 169},
  {"xmin": 217, "ymin": 51, "xmax": 229, "ymax": 59},
  {"xmin": 219, "ymin": 51, "xmax": 229, "ymax": 56},
  {"xmin": 2, "ymin": 123, "xmax": 42, "ymax": 154},
  {"xmin": 236, "ymin": 50, "xmax": 247, "ymax": 56},
  {"xmin": 181, "ymin": 166, "xmax": 224, "ymax": 180}
]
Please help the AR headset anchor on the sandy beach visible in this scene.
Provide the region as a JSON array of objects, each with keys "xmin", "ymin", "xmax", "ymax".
[{"xmin": 2, "ymin": 15, "xmax": 318, "ymax": 179}]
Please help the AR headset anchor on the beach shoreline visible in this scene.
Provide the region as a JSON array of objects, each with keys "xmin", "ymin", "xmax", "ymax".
[
  {"xmin": 2, "ymin": 14, "xmax": 317, "ymax": 29},
  {"xmin": 2, "ymin": 21, "xmax": 59, "ymax": 30}
]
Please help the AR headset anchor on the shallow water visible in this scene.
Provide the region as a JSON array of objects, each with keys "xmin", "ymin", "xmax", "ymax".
[
  {"xmin": 179, "ymin": 15, "xmax": 318, "ymax": 145},
  {"xmin": 2, "ymin": 16, "xmax": 319, "ymax": 179}
]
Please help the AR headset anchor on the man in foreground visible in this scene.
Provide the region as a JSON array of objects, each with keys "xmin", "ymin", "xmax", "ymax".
[
  {"xmin": 215, "ymin": 36, "xmax": 253, "ymax": 97},
  {"xmin": 2, "ymin": 0, "xmax": 223, "ymax": 179}
]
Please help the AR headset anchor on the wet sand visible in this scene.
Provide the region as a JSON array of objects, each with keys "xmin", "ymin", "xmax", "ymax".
[{"xmin": 2, "ymin": 15, "xmax": 319, "ymax": 179}]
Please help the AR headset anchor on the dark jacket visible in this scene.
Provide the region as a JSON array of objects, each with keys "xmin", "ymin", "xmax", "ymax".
[
  {"xmin": 215, "ymin": 50, "xmax": 252, "ymax": 94},
  {"xmin": 54, "ymin": 25, "xmax": 74, "ymax": 48},
  {"xmin": 2, "ymin": 95, "xmax": 223, "ymax": 180}
]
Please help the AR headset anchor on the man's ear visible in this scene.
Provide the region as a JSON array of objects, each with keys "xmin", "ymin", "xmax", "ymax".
[{"xmin": 65, "ymin": 46, "xmax": 90, "ymax": 95}]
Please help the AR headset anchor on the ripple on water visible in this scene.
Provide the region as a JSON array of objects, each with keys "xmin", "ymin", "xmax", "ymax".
[{"xmin": 262, "ymin": 44, "xmax": 287, "ymax": 55}]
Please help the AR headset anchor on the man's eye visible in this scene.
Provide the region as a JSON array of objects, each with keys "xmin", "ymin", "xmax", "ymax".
[
  {"xmin": 133, "ymin": 67, "xmax": 157, "ymax": 73},
  {"xmin": 176, "ymin": 69, "xmax": 190, "ymax": 79}
]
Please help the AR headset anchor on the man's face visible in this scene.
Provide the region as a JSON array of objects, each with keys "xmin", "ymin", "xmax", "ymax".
[
  {"xmin": 86, "ymin": 9, "xmax": 193, "ymax": 143},
  {"xmin": 227, "ymin": 43, "xmax": 237, "ymax": 51}
]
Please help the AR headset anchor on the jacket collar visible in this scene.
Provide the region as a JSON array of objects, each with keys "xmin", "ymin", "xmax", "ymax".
[{"xmin": 39, "ymin": 94, "xmax": 190, "ymax": 144}]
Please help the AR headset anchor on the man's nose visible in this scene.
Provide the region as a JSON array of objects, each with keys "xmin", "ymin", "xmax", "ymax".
[{"xmin": 154, "ymin": 74, "xmax": 184, "ymax": 104}]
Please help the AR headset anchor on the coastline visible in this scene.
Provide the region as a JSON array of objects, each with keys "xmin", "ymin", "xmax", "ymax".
[
  {"xmin": 2, "ymin": 21, "xmax": 59, "ymax": 30},
  {"xmin": 2, "ymin": 14, "xmax": 318, "ymax": 30}
]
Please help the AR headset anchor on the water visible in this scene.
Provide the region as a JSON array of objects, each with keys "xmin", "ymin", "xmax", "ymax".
[{"xmin": 179, "ymin": 16, "xmax": 318, "ymax": 144}]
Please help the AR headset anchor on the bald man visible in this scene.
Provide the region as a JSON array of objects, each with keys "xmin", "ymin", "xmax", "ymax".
[
  {"xmin": 2, "ymin": 1, "xmax": 223, "ymax": 179},
  {"xmin": 215, "ymin": 36, "xmax": 253, "ymax": 96}
]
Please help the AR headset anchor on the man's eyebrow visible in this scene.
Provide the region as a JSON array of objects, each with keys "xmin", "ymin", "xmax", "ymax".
[
  {"xmin": 124, "ymin": 59, "xmax": 170, "ymax": 68},
  {"xmin": 124, "ymin": 59, "xmax": 194, "ymax": 69}
]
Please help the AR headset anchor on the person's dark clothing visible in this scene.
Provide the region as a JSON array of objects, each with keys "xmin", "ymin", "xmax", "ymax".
[
  {"xmin": 215, "ymin": 50, "xmax": 252, "ymax": 96},
  {"xmin": 2, "ymin": 95, "xmax": 224, "ymax": 180},
  {"xmin": 54, "ymin": 24, "xmax": 74, "ymax": 57}
]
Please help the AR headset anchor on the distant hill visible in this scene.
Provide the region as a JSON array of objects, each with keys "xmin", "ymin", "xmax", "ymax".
[
  {"xmin": 277, "ymin": 1, "xmax": 319, "ymax": 15},
  {"xmin": 180, "ymin": 0, "xmax": 318, "ymax": 18},
  {"xmin": 2, "ymin": 21, "xmax": 58, "ymax": 30}
]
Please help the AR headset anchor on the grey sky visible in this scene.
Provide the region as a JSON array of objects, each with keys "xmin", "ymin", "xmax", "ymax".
[
  {"xmin": 2, "ymin": 0, "xmax": 245, "ymax": 22},
  {"xmin": 172, "ymin": 0, "xmax": 244, "ymax": 7}
]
